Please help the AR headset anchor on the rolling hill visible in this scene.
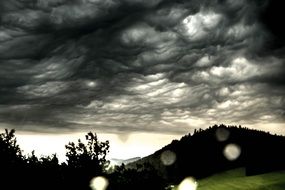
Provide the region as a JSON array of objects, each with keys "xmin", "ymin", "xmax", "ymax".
[
  {"xmin": 129, "ymin": 124, "xmax": 285, "ymax": 184},
  {"xmin": 171, "ymin": 168, "xmax": 285, "ymax": 190}
]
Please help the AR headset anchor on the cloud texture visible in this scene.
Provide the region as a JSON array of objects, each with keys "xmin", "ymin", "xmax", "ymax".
[{"xmin": 0, "ymin": 0, "xmax": 284, "ymax": 134}]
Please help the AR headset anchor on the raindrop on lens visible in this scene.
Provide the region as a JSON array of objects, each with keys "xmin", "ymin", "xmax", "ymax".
[
  {"xmin": 160, "ymin": 150, "xmax": 176, "ymax": 166},
  {"xmin": 87, "ymin": 81, "xmax": 96, "ymax": 87},
  {"xmin": 216, "ymin": 128, "xmax": 230, "ymax": 142},
  {"xmin": 223, "ymin": 143, "xmax": 241, "ymax": 161},
  {"xmin": 178, "ymin": 177, "xmax": 198, "ymax": 190},
  {"xmin": 90, "ymin": 176, "xmax": 109, "ymax": 190}
]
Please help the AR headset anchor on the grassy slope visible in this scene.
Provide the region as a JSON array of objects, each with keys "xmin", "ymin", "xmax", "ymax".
[{"xmin": 173, "ymin": 168, "xmax": 285, "ymax": 190}]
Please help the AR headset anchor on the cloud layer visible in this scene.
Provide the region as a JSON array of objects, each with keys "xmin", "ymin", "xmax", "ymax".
[{"xmin": 0, "ymin": 0, "xmax": 284, "ymax": 134}]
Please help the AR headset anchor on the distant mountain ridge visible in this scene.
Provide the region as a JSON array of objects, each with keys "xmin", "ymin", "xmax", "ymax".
[
  {"xmin": 111, "ymin": 157, "xmax": 141, "ymax": 166},
  {"xmin": 129, "ymin": 124, "xmax": 285, "ymax": 183}
]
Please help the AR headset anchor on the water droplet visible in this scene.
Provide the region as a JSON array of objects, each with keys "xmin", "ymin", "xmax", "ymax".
[
  {"xmin": 216, "ymin": 128, "xmax": 230, "ymax": 142},
  {"xmin": 160, "ymin": 150, "xmax": 176, "ymax": 166},
  {"xmin": 178, "ymin": 177, "xmax": 198, "ymax": 190},
  {"xmin": 87, "ymin": 81, "xmax": 96, "ymax": 87},
  {"xmin": 223, "ymin": 143, "xmax": 241, "ymax": 161},
  {"xmin": 90, "ymin": 176, "xmax": 109, "ymax": 190}
]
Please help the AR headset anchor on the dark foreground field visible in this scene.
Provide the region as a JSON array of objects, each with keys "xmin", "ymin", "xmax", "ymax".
[{"xmin": 170, "ymin": 168, "xmax": 285, "ymax": 190}]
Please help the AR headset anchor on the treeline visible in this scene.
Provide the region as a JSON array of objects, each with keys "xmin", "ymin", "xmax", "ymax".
[
  {"xmin": 1, "ymin": 125, "xmax": 285, "ymax": 190},
  {"xmin": 0, "ymin": 129, "xmax": 166, "ymax": 190}
]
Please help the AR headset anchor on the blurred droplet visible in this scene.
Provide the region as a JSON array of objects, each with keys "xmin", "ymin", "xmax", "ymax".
[
  {"xmin": 90, "ymin": 176, "xmax": 109, "ymax": 190},
  {"xmin": 178, "ymin": 177, "xmax": 198, "ymax": 190},
  {"xmin": 87, "ymin": 81, "xmax": 96, "ymax": 87},
  {"xmin": 160, "ymin": 150, "xmax": 176, "ymax": 166},
  {"xmin": 223, "ymin": 143, "xmax": 241, "ymax": 161},
  {"xmin": 216, "ymin": 128, "xmax": 230, "ymax": 142}
]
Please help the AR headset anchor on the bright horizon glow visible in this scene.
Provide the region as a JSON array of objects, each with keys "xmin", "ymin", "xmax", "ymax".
[
  {"xmin": 8, "ymin": 122, "xmax": 285, "ymax": 163},
  {"xmin": 15, "ymin": 131, "xmax": 183, "ymax": 163}
]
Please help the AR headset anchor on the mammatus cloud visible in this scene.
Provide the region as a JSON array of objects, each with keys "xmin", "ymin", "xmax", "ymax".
[{"xmin": 0, "ymin": 0, "xmax": 284, "ymax": 134}]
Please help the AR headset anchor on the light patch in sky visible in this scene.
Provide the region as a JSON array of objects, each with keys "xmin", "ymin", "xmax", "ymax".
[
  {"xmin": 172, "ymin": 116, "xmax": 208, "ymax": 128},
  {"xmin": 0, "ymin": 30, "xmax": 12, "ymax": 41},
  {"xmin": 210, "ymin": 56, "xmax": 263, "ymax": 81},
  {"xmin": 86, "ymin": 81, "xmax": 97, "ymax": 88},
  {"xmin": 17, "ymin": 81, "xmax": 68, "ymax": 97},
  {"xmin": 34, "ymin": 56, "xmax": 84, "ymax": 80},
  {"xmin": 121, "ymin": 23, "xmax": 176, "ymax": 47},
  {"xmin": 226, "ymin": 0, "xmax": 245, "ymax": 8},
  {"xmin": 2, "ymin": 10, "xmax": 45, "ymax": 29},
  {"xmin": 218, "ymin": 87, "xmax": 231, "ymax": 97},
  {"xmin": 181, "ymin": 11, "xmax": 221, "ymax": 40},
  {"xmin": 217, "ymin": 100, "xmax": 239, "ymax": 109},
  {"xmin": 109, "ymin": 132, "xmax": 183, "ymax": 160},
  {"xmin": 195, "ymin": 55, "xmax": 212, "ymax": 67},
  {"xmin": 16, "ymin": 132, "xmax": 84, "ymax": 162},
  {"xmin": 248, "ymin": 123, "xmax": 285, "ymax": 135},
  {"xmin": 227, "ymin": 23, "xmax": 254, "ymax": 40}
]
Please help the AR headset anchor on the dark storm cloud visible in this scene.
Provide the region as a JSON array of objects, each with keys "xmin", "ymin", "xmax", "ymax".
[{"xmin": 0, "ymin": 0, "xmax": 284, "ymax": 134}]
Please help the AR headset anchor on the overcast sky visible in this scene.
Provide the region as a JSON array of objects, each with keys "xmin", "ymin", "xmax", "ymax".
[{"xmin": 0, "ymin": 0, "xmax": 284, "ymax": 160}]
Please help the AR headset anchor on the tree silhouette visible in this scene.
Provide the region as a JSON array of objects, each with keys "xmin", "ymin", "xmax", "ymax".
[
  {"xmin": 108, "ymin": 162, "xmax": 166, "ymax": 190},
  {"xmin": 0, "ymin": 129, "xmax": 23, "ymax": 166},
  {"xmin": 0, "ymin": 129, "xmax": 111, "ymax": 190},
  {"xmin": 64, "ymin": 132, "xmax": 110, "ymax": 189},
  {"xmin": 0, "ymin": 129, "xmax": 26, "ymax": 190},
  {"xmin": 65, "ymin": 132, "xmax": 110, "ymax": 172}
]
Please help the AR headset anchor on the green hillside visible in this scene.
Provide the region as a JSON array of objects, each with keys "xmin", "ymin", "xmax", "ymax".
[
  {"xmin": 130, "ymin": 125, "xmax": 285, "ymax": 183},
  {"xmin": 171, "ymin": 169, "xmax": 285, "ymax": 190}
]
